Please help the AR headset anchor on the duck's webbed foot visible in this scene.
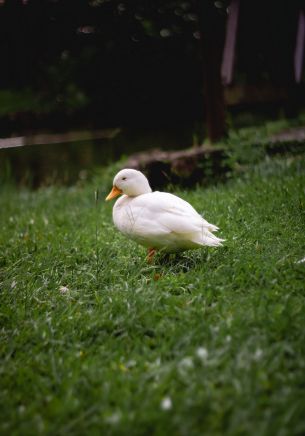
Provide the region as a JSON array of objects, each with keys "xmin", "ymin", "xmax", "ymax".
[{"xmin": 146, "ymin": 248, "xmax": 156, "ymax": 263}]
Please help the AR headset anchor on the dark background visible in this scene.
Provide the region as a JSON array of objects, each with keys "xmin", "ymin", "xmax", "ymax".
[{"xmin": 0, "ymin": 0, "xmax": 304, "ymax": 137}]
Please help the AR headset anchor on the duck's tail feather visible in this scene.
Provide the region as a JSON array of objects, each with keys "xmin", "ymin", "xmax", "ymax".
[
  {"xmin": 202, "ymin": 235, "xmax": 224, "ymax": 247},
  {"xmin": 192, "ymin": 228, "xmax": 225, "ymax": 247}
]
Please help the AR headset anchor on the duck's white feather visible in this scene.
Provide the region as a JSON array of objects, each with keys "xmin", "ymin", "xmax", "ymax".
[{"xmin": 113, "ymin": 191, "xmax": 223, "ymax": 252}]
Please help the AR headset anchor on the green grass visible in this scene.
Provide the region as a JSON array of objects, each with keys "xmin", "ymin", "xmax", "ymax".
[{"xmin": 1, "ymin": 155, "xmax": 305, "ymax": 435}]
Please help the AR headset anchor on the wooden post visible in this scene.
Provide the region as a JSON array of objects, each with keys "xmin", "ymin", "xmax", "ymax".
[
  {"xmin": 197, "ymin": 1, "xmax": 226, "ymax": 143},
  {"xmin": 221, "ymin": 0, "xmax": 240, "ymax": 85},
  {"xmin": 294, "ymin": 9, "xmax": 305, "ymax": 83}
]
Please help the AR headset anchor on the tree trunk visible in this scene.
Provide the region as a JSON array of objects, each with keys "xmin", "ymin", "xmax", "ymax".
[{"xmin": 197, "ymin": 1, "xmax": 227, "ymax": 143}]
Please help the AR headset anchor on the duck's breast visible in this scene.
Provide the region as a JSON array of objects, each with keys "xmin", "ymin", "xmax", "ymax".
[{"xmin": 112, "ymin": 194, "xmax": 170, "ymax": 245}]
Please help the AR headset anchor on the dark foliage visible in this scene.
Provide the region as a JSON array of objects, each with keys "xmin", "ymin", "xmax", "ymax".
[{"xmin": 0, "ymin": 0, "xmax": 304, "ymax": 132}]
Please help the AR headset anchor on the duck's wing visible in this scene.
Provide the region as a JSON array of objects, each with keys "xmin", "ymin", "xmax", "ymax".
[
  {"xmin": 134, "ymin": 192, "xmax": 219, "ymax": 234},
  {"xmin": 155, "ymin": 193, "xmax": 225, "ymax": 246}
]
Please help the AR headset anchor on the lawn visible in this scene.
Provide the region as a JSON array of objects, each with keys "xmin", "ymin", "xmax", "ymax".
[{"xmin": 1, "ymin": 155, "xmax": 305, "ymax": 435}]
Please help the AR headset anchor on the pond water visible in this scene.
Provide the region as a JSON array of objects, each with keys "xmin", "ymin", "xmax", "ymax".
[{"xmin": 0, "ymin": 126, "xmax": 194, "ymax": 187}]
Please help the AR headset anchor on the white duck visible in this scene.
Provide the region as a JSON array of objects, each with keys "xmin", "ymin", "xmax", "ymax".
[{"xmin": 106, "ymin": 169, "xmax": 223, "ymax": 261}]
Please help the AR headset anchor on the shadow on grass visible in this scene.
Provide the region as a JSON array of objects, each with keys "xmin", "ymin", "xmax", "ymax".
[{"xmin": 150, "ymin": 245, "xmax": 229, "ymax": 275}]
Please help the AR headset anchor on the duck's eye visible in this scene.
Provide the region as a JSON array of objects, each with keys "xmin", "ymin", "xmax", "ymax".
[{"xmin": 122, "ymin": 177, "xmax": 127, "ymax": 181}]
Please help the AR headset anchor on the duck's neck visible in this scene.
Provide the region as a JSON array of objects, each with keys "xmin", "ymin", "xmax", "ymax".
[
  {"xmin": 133, "ymin": 187, "xmax": 152, "ymax": 196},
  {"xmin": 128, "ymin": 180, "xmax": 152, "ymax": 197},
  {"xmin": 138, "ymin": 182, "xmax": 152, "ymax": 195}
]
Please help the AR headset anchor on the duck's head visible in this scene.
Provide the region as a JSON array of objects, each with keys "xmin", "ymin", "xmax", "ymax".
[{"xmin": 105, "ymin": 169, "xmax": 152, "ymax": 200}]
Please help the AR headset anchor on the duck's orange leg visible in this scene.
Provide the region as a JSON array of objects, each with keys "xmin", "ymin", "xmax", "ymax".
[{"xmin": 147, "ymin": 248, "xmax": 156, "ymax": 263}]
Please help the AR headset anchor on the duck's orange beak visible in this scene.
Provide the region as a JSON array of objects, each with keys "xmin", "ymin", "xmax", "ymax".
[{"xmin": 105, "ymin": 186, "xmax": 122, "ymax": 201}]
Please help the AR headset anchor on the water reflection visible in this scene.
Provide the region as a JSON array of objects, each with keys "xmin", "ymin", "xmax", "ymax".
[{"xmin": 0, "ymin": 127, "xmax": 193, "ymax": 188}]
